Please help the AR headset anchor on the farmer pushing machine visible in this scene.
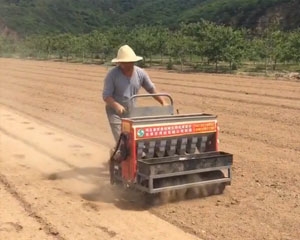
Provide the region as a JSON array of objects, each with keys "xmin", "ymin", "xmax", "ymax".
[{"xmin": 102, "ymin": 45, "xmax": 233, "ymax": 202}]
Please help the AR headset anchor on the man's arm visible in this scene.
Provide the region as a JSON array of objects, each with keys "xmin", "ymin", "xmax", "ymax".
[
  {"xmin": 140, "ymin": 69, "xmax": 168, "ymax": 106},
  {"xmin": 102, "ymin": 69, "xmax": 126, "ymax": 115},
  {"xmin": 148, "ymin": 88, "xmax": 168, "ymax": 106},
  {"xmin": 104, "ymin": 96, "xmax": 126, "ymax": 115}
]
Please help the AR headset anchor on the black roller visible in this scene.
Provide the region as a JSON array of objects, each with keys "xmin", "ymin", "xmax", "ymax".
[
  {"xmin": 165, "ymin": 138, "xmax": 177, "ymax": 156},
  {"xmin": 176, "ymin": 137, "xmax": 188, "ymax": 155}
]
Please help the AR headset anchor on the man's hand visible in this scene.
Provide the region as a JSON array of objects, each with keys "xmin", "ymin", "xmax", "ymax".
[
  {"xmin": 104, "ymin": 96, "xmax": 126, "ymax": 115},
  {"xmin": 161, "ymin": 100, "xmax": 169, "ymax": 106},
  {"xmin": 115, "ymin": 104, "xmax": 126, "ymax": 115}
]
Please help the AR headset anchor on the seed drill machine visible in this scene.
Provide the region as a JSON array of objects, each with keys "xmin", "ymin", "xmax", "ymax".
[{"xmin": 109, "ymin": 94, "xmax": 233, "ymax": 202}]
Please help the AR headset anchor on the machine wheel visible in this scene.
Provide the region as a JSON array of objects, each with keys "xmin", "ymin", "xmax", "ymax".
[
  {"xmin": 186, "ymin": 170, "xmax": 226, "ymax": 199},
  {"xmin": 141, "ymin": 192, "xmax": 160, "ymax": 206},
  {"xmin": 109, "ymin": 158, "xmax": 115, "ymax": 184},
  {"xmin": 202, "ymin": 170, "xmax": 226, "ymax": 195},
  {"xmin": 155, "ymin": 170, "xmax": 227, "ymax": 203},
  {"xmin": 109, "ymin": 143, "xmax": 126, "ymax": 185}
]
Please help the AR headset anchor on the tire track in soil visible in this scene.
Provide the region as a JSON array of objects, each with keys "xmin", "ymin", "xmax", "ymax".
[
  {"xmin": 3, "ymin": 61, "xmax": 297, "ymax": 87},
  {"xmin": 0, "ymin": 102, "xmax": 112, "ymax": 148},
  {"xmin": 1, "ymin": 106, "xmax": 201, "ymax": 240},
  {"xmin": 1, "ymin": 81, "xmax": 97, "ymax": 104},
  {"xmin": 221, "ymin": 130, "xmax": 300, "ymax": 153},
  {"xmin": 1, "ymin": 80, "xmax": 299, "ymax": 150},
  {"xmin": 162, "ymin": 88, "xmax": 300, "ymax": 111},
  {"xmin": 1, "ymin": 58, "xmax": 300, "ymax": 240},
  {"xmin": 2, "ymin": 81, "xmax": 299, "ymax": 129},
  {"xmin": 1, "ymin": 69, "xmax": 298, "ymax": 119},
  {"xmin": 0, "ymin": 72, "xmax": 99, "ymax": 91},
  {"xmin": 0, "ymin": 175, "xmax": 65, "ymax": 240},
  {"xmin": 156, "ymin": 82, "xmax": 300, "ymax": 101},
  {"xmin": 153, "ymin": 75, "xmax": 300, "ymax": 90},
  {"xmin": 0, "ymin": 126, "xmax": 77, "ymax": 168},
  {"xmin": 3, "ymin": 70, "xmax": 300, "ymax": 103},
  {"xmin": 2, "ymin": 60, "xmax": 300, "ymax": 160},
  {"xmin": 0, "ymin": 68, "xmax": 100, "ymax": 84},
  {"xmin": 3, "ymin": 66, "xmax": 300, "ymax": 98},
  {"xmin": 2, "ymin": 65, "xmax": 300, "ymax": 100},
  {"xmin": 2, "ymin": 61, "xmax": 298, "ymax": 91},
  {"xmin": 2, "ymin": 65, "xmax": 103, "ymax": 80},
  {"xmin": 1, "ymin": 93, "xmax": 299, "ymax": 153},
  {"xmin": 2, "ymin": 65, "xmax": 300, "ymax": 94},
  {"xmin": 2, "ymin": 80, "xmax": 298, "ymax": 130},
  {"xmin": 1, "ymin": 81, "xmax": 298, "ymax": 131},
  {"xmin": 2, "ymin": 71, "xmax": 299, "ymax": 112},
  {"xmin": 0, "ymin": 94, "xmax": 101, "ymax": 128},
  {"xmin": 6, "ymin": 78, "xmax": 297, "ymax": 121}
]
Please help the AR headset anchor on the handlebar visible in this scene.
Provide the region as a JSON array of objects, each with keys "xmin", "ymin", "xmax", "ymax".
[
  {"xmin": 125, "ymin": 93, "xmax": 174, "ymax": 117},
  {"xmin": 128, "ymin": 93, "xmax": 174, "ymax": 105}
]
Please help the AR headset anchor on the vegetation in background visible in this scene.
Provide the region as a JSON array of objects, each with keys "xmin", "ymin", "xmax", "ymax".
[
  {"xmin": 0, "ymin": 0, "xmax": 299, "ymax": 74},
  {"xmin": 0, "ymin": 0, "xmax": 299, "ymax": 36},
  {"xmin": 1, "ymin": 21, "xmax": 299, "ymax": 74}
]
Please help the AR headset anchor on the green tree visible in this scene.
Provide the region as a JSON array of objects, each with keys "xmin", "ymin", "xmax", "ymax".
[
  {"xmin": 222, "ymin": 28, "xmax": 247, "ymax": 70},
  {"xmin": 284, "ymin": 30, "xmax": 300, "ymax": 63},
  {"xmin": 166, "ymin": 30, "xmax": 193, "ymax": 71},
  {"xmin": 201, "ymin": 21, "xmax": 233, "ymax": 71},
  {"xmin": 129, "ymin": 25, "xmax": 169, "ymax": 66},
  {"xmin": 86, "ymin": 30, "xmax": 110, "ymax": 62},
  {"xmin": 0, "ymin": 36, "xmax": 18, "ymax": 56}
]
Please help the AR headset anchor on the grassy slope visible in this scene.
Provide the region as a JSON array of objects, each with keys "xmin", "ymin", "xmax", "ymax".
[{"xmin": 0, "ymin": 0, "xmax": 299, "ymax": 36}]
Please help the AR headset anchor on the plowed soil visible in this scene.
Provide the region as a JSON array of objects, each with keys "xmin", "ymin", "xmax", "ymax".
[{"xmin": 1, "ymin": 58, "xmax": 299, "ymax": 240}]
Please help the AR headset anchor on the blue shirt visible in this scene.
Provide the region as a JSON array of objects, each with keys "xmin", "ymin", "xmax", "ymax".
[{"xmin": 102, "ymin": 65, "xmax": 155, "ymax": 123}]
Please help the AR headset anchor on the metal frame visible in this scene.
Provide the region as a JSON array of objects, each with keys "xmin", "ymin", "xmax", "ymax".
[
  {"xmin": 136, "ymin": 166, "xmax": 232, "ymax": 193},
  {"xmin": 125, "ymin": 93, "xmax": 174, "ymax": 118}
]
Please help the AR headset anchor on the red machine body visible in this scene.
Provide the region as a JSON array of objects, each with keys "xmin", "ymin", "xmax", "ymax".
[{"xmin": 121, "ymin": 115, "xmax": 220, "ymax": 182}]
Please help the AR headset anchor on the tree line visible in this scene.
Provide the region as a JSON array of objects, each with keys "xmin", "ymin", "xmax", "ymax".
[{"xmin": 1, "ymin": 20, "xmax": 300, "ymax": 73}]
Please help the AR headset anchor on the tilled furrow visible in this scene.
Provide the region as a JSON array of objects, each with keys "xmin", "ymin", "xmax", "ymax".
[{"xmin": 0, "ymin": 174, "xmax": 65, "ymax": 240}]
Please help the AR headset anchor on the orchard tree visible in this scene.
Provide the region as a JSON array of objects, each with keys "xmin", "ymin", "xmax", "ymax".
[
  {"xmin": 285, "ymin": 30, "xmax": 300, "ymax": 63},
  {"xmin": 264, "ymin": 29, "xmax": 286, "ymax": 70},
  {"xmin": 180, "ymin": 21, "xmax": 206, "ymax": 59},
  {"xmin": 106, "ymin": 26, "xmax": 131, "ymax": 50},
  {"xmin": 166, "ymin": 30, "xmax": 193, "ymax": 71},
  {"xmin": 201, "ymin": 21, "xmax": 230, "ymax": 71},
  {"xmin": 250, "ymin": 30, "xmax": 286, "ymax": 72},
  {"xmin": 222, "ymin": 28, "xmax": 247, "ymax": 70},
  {"xmin": 189, "ymin": 21, "xmax": 247, "ymax": 71},
  {"xmin": 153, "ymin": 26, "xmax": 170, "ymax": 64},
  {"xmin": 129, "ymin": 26, "xmax": 157, "ymax": 65},
  {"xmin": 0, "ymin": 36, "xmax": 6, "ymax": 55},
  {"xmin": 86, "ymin": 30, "xmax": 110, "ymax": 61},
  {"xmin": 71, "ymin": 35, "xmax": 88, "ymax": 61},
  {"xmin": 48, "ymin": 33, "xmax": 75, "ymax": 60},
  {"xmin": 128, "ymin": 25, "xmax": 171, "ymax": 66},
  {"xmin": 22, "ymin": 35, "xmax": 51, "ymax": 57}
]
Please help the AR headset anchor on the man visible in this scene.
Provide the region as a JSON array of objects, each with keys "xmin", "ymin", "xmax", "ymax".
[{"xmin": 102, "ymin": 44, "xmax": 167, "ymax": 142}]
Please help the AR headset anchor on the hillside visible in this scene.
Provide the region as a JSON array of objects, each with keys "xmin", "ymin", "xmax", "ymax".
[{"xmin": 0, "ymin": 0, "xmax": 299, "ymax": 37}]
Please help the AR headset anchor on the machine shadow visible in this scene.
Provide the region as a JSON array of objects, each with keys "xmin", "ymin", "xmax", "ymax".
[
  {"xmin": 47, "ymin": 166, "xmax": 109, "ymax": 181},
  {"xmin": 46, "ymin": 164, "xmax": 151, "ymax": 211}
]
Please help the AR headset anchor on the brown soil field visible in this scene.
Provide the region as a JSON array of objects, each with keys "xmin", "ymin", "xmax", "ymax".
[{"xmin": 0, "ymin": 58, "xmax": 299, "ymax": 240}]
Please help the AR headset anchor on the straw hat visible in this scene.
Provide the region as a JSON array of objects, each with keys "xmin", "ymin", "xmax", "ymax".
[{"xmin": 111, "ymin": 45, "xmax": 143, "ymax": 63}]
